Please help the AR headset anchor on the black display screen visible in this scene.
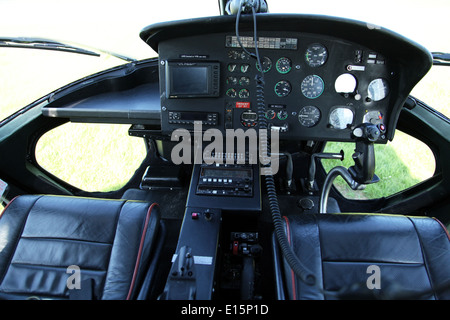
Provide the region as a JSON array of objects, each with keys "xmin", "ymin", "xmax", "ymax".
[
  {"xmin": 201, "ymin": 168, "xmax": 252, "ymax": 179},
  {"xmin": 170, "ymin": 66, "xmax": 208, "ymax": 95},
  {"xmin": 165, "ymin": 61, "xmax": 220, "ymax": 98},
  {"xmin": 180, "ymin": 112, "xmax": 208, "ymax": 121}
]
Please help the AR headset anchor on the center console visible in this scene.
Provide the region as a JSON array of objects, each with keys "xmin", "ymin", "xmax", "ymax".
[
  {"xmin": 160, "ymin": 161, "xmax": 261, "ymax": 299},
  {"xmin": 189, "ymin": 162, "xmax": 261, "ymax": 210}
]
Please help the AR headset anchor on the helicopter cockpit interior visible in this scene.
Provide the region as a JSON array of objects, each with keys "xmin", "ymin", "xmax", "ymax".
[{"xmin": 0, "ymin": 0, "xmax": 449, "ymax": 302}]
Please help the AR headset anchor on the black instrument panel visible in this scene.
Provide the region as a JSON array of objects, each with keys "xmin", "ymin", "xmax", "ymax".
[
  {"xmin": 158, "ymin": 31, "xmax": 393, "ymax": 142},
  {"xmin": 143, "ymin": 14, "xmax": 431, "ymax": 143},
  {"xmin": 222, "ymin": 32, "xmax": 393, "ymax": 142}
]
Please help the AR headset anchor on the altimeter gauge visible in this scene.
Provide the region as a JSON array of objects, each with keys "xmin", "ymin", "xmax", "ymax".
[{"xmin": 298, "ymin": 106, "xmax": 321, "ymax": 127}]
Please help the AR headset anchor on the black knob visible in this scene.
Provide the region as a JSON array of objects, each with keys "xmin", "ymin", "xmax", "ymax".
[{"xmin": 297, "ymin": 198, "xmax": 314, "ymax": 211}]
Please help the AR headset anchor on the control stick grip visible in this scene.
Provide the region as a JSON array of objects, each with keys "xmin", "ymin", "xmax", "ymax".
[{"xmin": 349, "ymin": 123, "xmax": 380, "ymax": 184}]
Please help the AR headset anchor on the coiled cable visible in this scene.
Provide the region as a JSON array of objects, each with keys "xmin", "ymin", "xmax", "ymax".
[{"xmin": 235, "ymin": 2, "xmax": 316, "ymax": 286}]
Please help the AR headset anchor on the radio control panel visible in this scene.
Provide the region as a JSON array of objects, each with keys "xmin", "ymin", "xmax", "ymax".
[
  {"xmin": 196, "ymin": 164, "xmax": 253, "ymax": 197},
  {"xmin": 168, "ymin": 111, "xmax": 219, "ymax": 126}
]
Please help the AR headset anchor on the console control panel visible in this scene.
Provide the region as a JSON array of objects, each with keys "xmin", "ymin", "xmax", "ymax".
[
  {"xmin": 196, "ymin": 164, "xmax": 253, "ymax": 197},
  {"xmin": 168, "ymin": 111, "xmax": 219, "ymax": 126}
]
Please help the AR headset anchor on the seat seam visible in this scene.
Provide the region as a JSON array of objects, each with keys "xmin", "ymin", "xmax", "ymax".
[
  {"xmin": 432, "ymin": 217, "xmax": 450, "ymax": 241},
  {"xmin": 9, "ymin": 262, "xmax": 108, "ymax": 273},
  {"xmin": 315, "ymin": 215, "xmax": 326, "ymax": 300},
  {"xmin": 20, "ymin": 236, "xmax": 113, "ymax": 246},
  {"xmin": 0, "ymin": 195, "xmax": 43, "ymax": 285},
  {"xmin": 406, "ymin": 216, "xmax": 437, "ymax": 300},
  {"xmin": 126, "ymin": 202, "xmax": 158, "ymax": 300},
  {"xmin": 101, "ymin": 199, "xmax": 127, "ymax": 300},
  {"xmin": 0, "ymin": 195, "xmax": 19, "ymax": 219},
  {"xmin": 282, "ymin": 216, "xmax": 296, "ymax": 300}
]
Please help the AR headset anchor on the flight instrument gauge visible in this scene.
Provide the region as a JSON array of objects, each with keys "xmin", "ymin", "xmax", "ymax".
[
  {"xmin": 368, "ymin": 78, "xmax": 389, "ymax": 101},
  {"xmin": 298, "ymin": 106, "xmax": 321, "ymax": 127},
  {"xmin": 274, "ymin": 80, "xmax": 292, "ymax": 97},
  {"xmin": 276, "ymin": 57, "xmax": 292, "ymax": 74},
  {"xmin": 256, "ymin": 56, "xmax": 272, "ymax": 73},
  {"xmin": 301, "ymin": 75, "xmax": 324, "ymax": 99},
  {"xmin": 305, "ymin": 43, "xmax": 328, "ymax": 67},
  {"xmin": 329, "ymin": 107, "xmax": 354, "ymax": 129}
]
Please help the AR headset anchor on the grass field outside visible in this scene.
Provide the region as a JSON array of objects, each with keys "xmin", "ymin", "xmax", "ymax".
[
  {"xmin": 322, "ymin": 131, "xmax": 436, "ymax": 199},
  {"xmin": 35, "ymin": 123, "xmax": 147, "ymax": 192}
]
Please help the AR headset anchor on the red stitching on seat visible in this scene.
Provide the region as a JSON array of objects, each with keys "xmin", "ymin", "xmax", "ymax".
[
  {"xmin": 432, "ymin": 217, "xmax": 450, "ymax": 241},
  {"xmin": 126, "ymin": 202, "xmax": 159, "ymax": 300},
  {"xmin": 282, "ymin": 216, "xmax": 297, "ymax": 300},
  {"xmin": 0, "ymin": 196, "xmax": 19, "ymax": 219}
]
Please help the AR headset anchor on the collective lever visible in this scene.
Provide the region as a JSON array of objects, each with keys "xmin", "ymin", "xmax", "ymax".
[{"xmin": 307, "ymin": 150, "xmax": 344, "ymax": 192}]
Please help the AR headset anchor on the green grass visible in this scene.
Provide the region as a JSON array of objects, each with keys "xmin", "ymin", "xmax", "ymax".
[
  {"xmin": 35, "ymin": 123, "xmax": 147, "ymax": 192},
  {"xmin": 322, "ymin": 131, "xmax": 436, "ymax": 199}
]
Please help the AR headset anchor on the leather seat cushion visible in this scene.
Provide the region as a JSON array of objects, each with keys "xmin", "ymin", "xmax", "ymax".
[
  {"xmin": 278, "ymin": 213, "xmax": 450, "ymax": 300},
  {"xmin": 0, "ymin": 195, "xmax": 160, "ymax": 300}
]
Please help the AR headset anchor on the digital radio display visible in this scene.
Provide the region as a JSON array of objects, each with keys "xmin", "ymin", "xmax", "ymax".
[{"xmin": 201, "ymin": 168, "xmax": 252, "ymax": 179}]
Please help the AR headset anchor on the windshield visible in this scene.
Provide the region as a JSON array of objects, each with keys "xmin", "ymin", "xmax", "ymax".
[{"xmin": 1, "ymin": 0, "xmax": 449, "ymax": 121}]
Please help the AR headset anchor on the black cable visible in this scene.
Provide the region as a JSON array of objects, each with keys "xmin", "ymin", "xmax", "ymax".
[
  {"xmin": 235, "ymin": 1, "xmax": 257, "ymax": 60},
  {"xmin": 234, "ymin": 2, "xmax": 316, "ymax": 286}
]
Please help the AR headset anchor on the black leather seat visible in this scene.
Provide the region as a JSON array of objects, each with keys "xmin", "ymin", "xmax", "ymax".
[
  {"xmin": 273, "ymin": 213, "xmax": 450, "ymax": 300},
  {"xmin": 0, "ymin": 195, "xmax": 163, "ymax": 300}
]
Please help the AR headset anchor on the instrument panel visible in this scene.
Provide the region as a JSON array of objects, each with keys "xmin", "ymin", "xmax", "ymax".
[
  {"xmin": 148, "ymin": 15, "xmax": 427, "ymax": 143},
  {"xmin": 222, "ymin": 33, "xmax": 392, "ymax": 142}
]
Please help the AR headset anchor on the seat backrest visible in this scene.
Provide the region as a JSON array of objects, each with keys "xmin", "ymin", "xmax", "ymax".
[
  {"xmin": 0, "ymin": 195, "xmax": 161, "ymax": 300},
  {"xmin": 273, "ymin": 213, "xmax": 450, "ymax": 300}
]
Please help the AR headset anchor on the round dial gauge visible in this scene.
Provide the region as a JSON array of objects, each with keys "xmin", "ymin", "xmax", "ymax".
[
  {"xmin": 368, "ymin": 78, "xmax": 389, "ymax": 101},
  {"xmin": 305, "ymin": 43, "xmax": 328, "ymax": 67},
  {"xmin": 277, "ymin": 110, "xmax": 288, "ymax": 120},
  {"xmin": 227, "ymin": 76, "xmax": 238, "ymax": 85},
  {"xmin": 239, "ymin": 76, "xmax": 250, "ymax": 86},
  {"xmin": 329, "ymin": 107, "xmax": 354, "ymax": 129},
  {"xmin": 226, "ymin": 88, "xmax": 237, "ymax": 98},
  {"xmin": 227, "ymin": 63, "xmax": 238, "ymax": 72},
  {"xmin": 240, "ymin": 64, "xmax": 250, "ymax": 73},
  {"xmin": 274, "ymin": 80, "xmax": 292, "ymax": 97},
  {"xmin": 276, "ymin": 57, "xmax": 292, "ymax": 74},
  {"xmin": 265, "ymin": 109, "xmax": 276, "ymax": 120},
  {"xmin": 239, "ymin": 89, "xmax": 250, "ymax": 99},
  {"xmin": 298, "ymin": 106, "xmax": 321, "ymax": 127},
  {"xmin": 256, "ymin": 56, "xmax": 272, "ymax": 73},
  {"xmin": 301, "ymin": 75, "xmax": 325, "ymax": 99}
]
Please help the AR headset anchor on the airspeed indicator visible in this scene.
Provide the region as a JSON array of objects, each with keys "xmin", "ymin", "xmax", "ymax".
[{"xmin": 301, "ymin": 75, "xmax": 324, "ymax": 99}]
